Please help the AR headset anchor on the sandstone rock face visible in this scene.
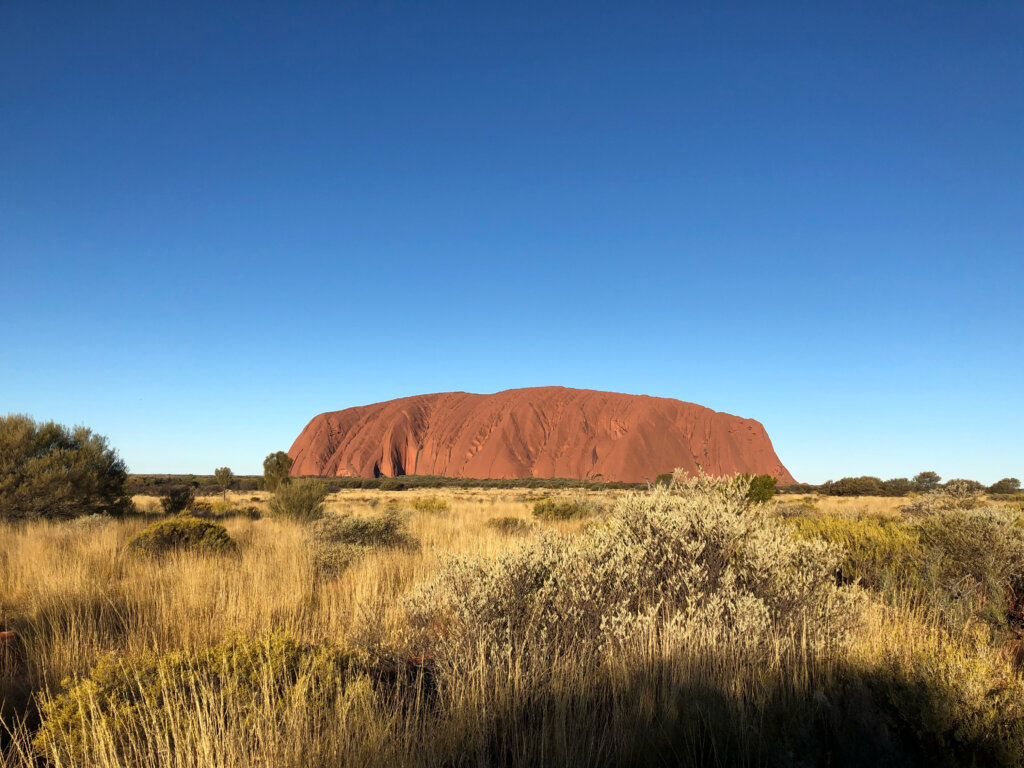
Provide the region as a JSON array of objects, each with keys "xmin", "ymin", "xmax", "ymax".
[{"xmin": 288, "ymin": 387, "xmax": 795, "ymax": 484}]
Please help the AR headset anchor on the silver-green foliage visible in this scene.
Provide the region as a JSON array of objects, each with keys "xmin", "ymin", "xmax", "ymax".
[{"xmin": 409, "ymin": 474, "xmax": 861, "ymax": 667}]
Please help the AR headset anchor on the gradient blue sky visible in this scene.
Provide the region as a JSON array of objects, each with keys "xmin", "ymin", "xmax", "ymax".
[{"xmin": 2, "ymin": 1, "xmax": 1022, "ymax": 483}]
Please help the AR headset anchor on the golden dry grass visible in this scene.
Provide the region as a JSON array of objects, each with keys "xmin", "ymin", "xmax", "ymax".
[{"xmin": 3, "ymin": 485, "xmax": 1024, "ymax": 767}]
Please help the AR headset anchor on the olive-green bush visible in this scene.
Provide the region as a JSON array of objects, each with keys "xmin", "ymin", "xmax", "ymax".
[
  {"xmin": 126, "ymin": 517, "xmax": 238, "ymax": 558},
  {"xmin": 33, "ymin": 633, "xmax": 361, "ymax": 765},
  {"xmin": 409, "ymin": 496, "xmax": 450, "ymax": 514},
  {"xmin": 484, "ymin": 516, "xmax": 532, "ymax": 535},
  {"xmin": 308, "ymin": 508, "xmax": 418, "ymax": 578},
  {"xmin": 787, "ymin": 515, "xmax": 926, "ymax": 593},
  {"xmin": 159, "ymin": 486, "xmax": 196, "ymax": 515},
  {"xmin": 267, "ymin": 478, "xmax": 329, "ymax": 521},
  {"xmin": 0, "ymin": 414, "xmax": 130, "ymax": 520},
  {"xmin": 531, "ymin": 496, "xmax": 602, "ymax": 520}
]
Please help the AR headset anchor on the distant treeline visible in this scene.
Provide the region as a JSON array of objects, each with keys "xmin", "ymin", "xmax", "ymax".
[
  {"xmin": 128, "ymin": 472, "xmax": 1020, "ymax": 498},
  {"xmin": 778, "ymin": 474, "xmax": 1021, "ymax": 497},
  {"xmin": 128, "ymin": 474, "xmax": 648, "ymax": 495}
]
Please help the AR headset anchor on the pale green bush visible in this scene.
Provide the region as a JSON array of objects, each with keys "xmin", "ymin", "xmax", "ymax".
[{"xmin": 409, "ymin": 475, "xmax": 862, "ymax": 668}]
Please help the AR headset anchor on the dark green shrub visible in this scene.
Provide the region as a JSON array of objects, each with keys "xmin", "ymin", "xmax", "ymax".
[
  {"xmin": 745, "ymin": 474, "xmax": 777, "ymax": 503},
  {"xmin": 188, "ymin": 500, "xmax": 260, "ymax": 520},
  {"xmin": 267, "ymin": 479, "xmax": 329, "ymax": 521},
  {"xmin": 913, "ymin": 471, "xmax": 942, "ymax": 492},
  {"xmin": 883, "ymin": 477, "xmax": 914, "ymax": 496},
  {"xmin": 531, "ymin": 497, "xmax": 602, "ymax": 520},
  {"xmin": 485, "ymin": 516, "xmax": 532, "ymax": 535},
  {"xmin": 160, "ymin": 486, "xmax": 196, "ymax": 515},
  {"xmin": 33, "ymin": 633, "xmax": 359, "ymax": 764},
  {"xmin": 820, "ymin": 476, "xmax": 889, "ymax": 496},
  {"xmin": 126, "ymin": 517, "xmax": 238, "ymax": 558},
  {"xmin": 654, "ymin": 473, "xmax": 675, "ymax": 487},
  {"xmin": 213, "ymin": 466, "xmax": 234, "ymax": 497},
  {"xmin": 989, "ymin": 478, "xmax": 1022, "ymax": 495},
  {"xmin": 0, "ymin": 414, "xmax": 130, "ymax": 520},
  {"xmin": 262, "ymin": 451, "xmax": 293, "ymax": 492}
]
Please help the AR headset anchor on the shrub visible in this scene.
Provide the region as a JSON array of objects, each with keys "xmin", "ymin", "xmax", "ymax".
[
  {"xmin": 990, "ymin": 478, "xmax": 1022, "ymax": 495},
  {"xmin": 485, "ymin": 516, "xmax": 533, "ymax": 535},
  {"xmin": 883, "ymin": 477, "xmax": 914, "ymax": 496},
  {"xmin": 33, "ymin": 633, "xmax": 363, "ymax": 765},
  {"xmin": 311, "ymin": 508, "xmax": 417, "ymax": 549},
  {"xmin": 820, "ymin": 476, "xmax": 889, "ymax": 496},
  {"xmin": 531, "ymin": 496, "xmax": 601, "ymax": 520},
  {"xmin": 409, "ymin": 495, "xmax": 450, "ymax": 514},
  {"xmin": 787, "ymin": 515, "xmax": 926, "ymax": 594},
  {"xmin": 745, "ymin": 473, "xmax": 777, "ymax": 503},
  {"xmin": 410, "ymin": 475, "xmax": 862, "ymax": 669},
  {"xmin": 126, "ymin": 517, "xmax": 238, "ymax": 558},
  {"xmin": 915, "ymin": 504, "xmax": 1024, "ymax": 630},
  {"xmin": 307, "ymin": 509, "xmax": 417, "ymax": 579},
  {"xmin": 267, "ymin": 479, "xmax": 329, "ymax": 521},
  {"xmin": 0, "ymin": 414, "xmax": 131, "ymax": 520},
  {"xmin": 914, "ymin": 471, "xmax": 942, "ymax": 492},
  {"xmin": 654, "ymin": 473, "xmax": 675, "ymax": 487},
  {"xmin": 187, "ymin": 500, "xmax": 261, "ymax": 520},
  {"xmin": 159, "ymin": 486, "xmax": 196, "ymax": 515},
  {"xmin": 262, "ymin": 451, "xmax": 293, "ymax": 492},
  {"xmin": 775, "ymin": 496, "xmax": 818, "ymax": 517}
]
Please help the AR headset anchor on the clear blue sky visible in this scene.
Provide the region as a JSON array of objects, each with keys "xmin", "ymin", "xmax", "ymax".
[{"xmin": 2, "ymin": 1, "xmax": 1021, "ymax": 483}]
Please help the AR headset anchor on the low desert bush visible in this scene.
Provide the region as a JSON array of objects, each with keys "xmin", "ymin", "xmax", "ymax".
[
  {"xmin": 775, "ymin": 496, "xmax": 818, "ymax": 517},
  {"xmin": 484, "ymin": 516, "xmax": 532, "ymax": 535},
  {"xmin": 409, "ymin": 496, "xmax": 450, "ymax": 515},
  {"xmin": 33, "ymin": 633, "xmax": 365, "ymax": 766},
  {"xmin": 188, "ymin": 499, "xmax": 260, "ymax": 520},
  {"xmin": 312, "ymin": 509, "xmax": 417, "ymax": 549},
  {"xmin": 787, "ymin": 515, "xmax": 926, "ymax": 593},
  {"xmin": 159, "ymin": 486, "xmax": 196, "ymax": 515},
  {"xmin": 267, "ymin": 478, "xmax": 329, "ymax": 521},
  {"xmin": 916, "ymin": 504, "xmax": 1024, "ymax": 630},
  {"xmin": 410, "ymin": 475, "xmax": 862, "ymax": 670},
  {"xmin": 126, "ymin": 517, "xmax": 238, "ymax": 558},
  {"xmin": 308, "ymin": 509, "xmax": 418, "ymax": 578},
  {"xmin": 531, "ymin": 496, "xmax": 602, "ymax": 520}
]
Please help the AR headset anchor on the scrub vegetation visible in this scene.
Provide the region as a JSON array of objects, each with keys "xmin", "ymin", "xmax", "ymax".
[{"xmin": 3, "ymin": 472, "xmax": 1024, "ymax": 766}]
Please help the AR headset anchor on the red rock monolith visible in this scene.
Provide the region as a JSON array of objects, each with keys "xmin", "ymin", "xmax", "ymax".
[{"xmin": 288, "ymin": 386, "xmax": 796, "ymax": 484}]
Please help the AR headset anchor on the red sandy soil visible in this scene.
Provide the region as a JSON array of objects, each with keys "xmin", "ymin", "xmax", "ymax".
[{"xmin": 288, "ymin": 386, "xmax": 796, "ymax": 484}]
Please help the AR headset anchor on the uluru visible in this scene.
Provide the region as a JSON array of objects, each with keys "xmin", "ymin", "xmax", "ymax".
[{"xmin": 288, "ymin": 387, "xmax": 795, "ymax": 484}]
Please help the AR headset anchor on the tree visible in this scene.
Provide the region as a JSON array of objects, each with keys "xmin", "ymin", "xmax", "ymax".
[
  {"xmin": 989, "ymin": 478, "xmax": 1021, "ymax": 495},
  {"xmin": 263, "ymin": 451, "xmax": 294, "ymax": 492},
  {"xmin": 913, "ymin": 471, "xmax": 942, "ymax": 492},
  {"xmin": 214, "ymin": 467, "xmax": 234, "ymax": 499},
  {"xmin": 0, "ymin": 414, "xmax": 131, "ymax": 520},
  {"xmin": 882, "ymin": 477, "xmax": 913, "ymax": 496}
]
